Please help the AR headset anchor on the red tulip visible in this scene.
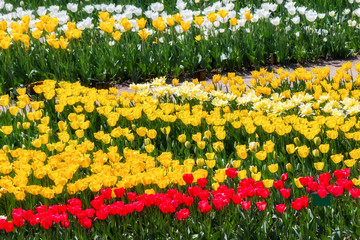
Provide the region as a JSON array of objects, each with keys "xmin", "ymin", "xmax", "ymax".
[
  {"xmin": 256, "ymin": 201, "xmax": 267, "ymax": 211},
  {"xmin": 40, "ymin": 216, "xmax": 53, "ymax": 229},
  {"xmin": 188, "ymin": 186, "xmax": 201, "ymax": 197},
  {"xmin": 350, "ymin": 188, "xmax": 360, "ymax": 198},
  {"xmin": 67, "ymin": 198, "xmax": 82, "ymax": 208},
  {"xmin": 212, "ymin": 198, "xmax": 224, "ymax": 210},
  {"xmin": 198, "ymin": 190, "xmax": 210, "ymax": 201},
  {"xmin": 127, "ymin": 192, "xmax": 137, "ymax": 202},
  {"xmin": 281, "ymin": 173, "xmax": 288, "ymax": 181},
  {"xmin": 225, "ymin": 168, "xmax": 238, "ymax": 178},
  {"xmin": 276, "ymin": 204, "xmax": 286, "ymax": 213},
  {"xmin": 101, "ymin": 188, "xmax": 112, "ymax": 200},
  {"xmin": 80, "ymin": 217, "xmax": 92, "ymax": 229},
  {"xmin": 299, "ymin": 176, "xmax": 313, "ymax": 186},
  {"xmin": 240, "ymin": 201, "xmax": 251, "ymax": 210},
  {"xmin": 274, "ymin": 180, "xmax": 284, "ymax": 190},
  {"xmin": 280, "ymin": 188, "xmax": 291, "ymax": 199},
  {"xmin": 197, "ymin": 178, "xmax": 207, "ymax": 188},
  {"xmin": 95, "ymin": 208, "xmax": 109, "ymax": 220},
  {"xmin": 198, "ymin": 200, "xmax": 211, "ymax": 213},
  {"xmin": 183, "ymin": 196, "xmax": 194, "ymax": 206},
  {"xmin": 90, "ymin": 199, "xmax": 103, "ymax": 209},
  {"xmin": 334, "ymin": 168, "xmax": 350, "ymax": 179},
  {"xmin": 4, "ymin": 222, "xmax": 14, "ymax": 232},
  {"xmin": 114, "ymin": 188, "xmax": 125, "ymax": 198},
  {"xmin": 317, "ymin": 188, "xmax": 328, "ymax": 198},
  {"xmin": 327, "ymin": 185, "xmax": 344, "ymax": 197},
  {"xmin": 85, "ymin": 208, "xmax": 95, "ymax": 218},
  {"xmin": 231, "ymin": 195, "xmax": 242, "ymax": 205},
  {"xmin": 175, "ymin": 208, "xmax": 190, "ymax": 221},
  {"xmin": 182, "ymin": 173, "xmax": 194, "ymax": 184},
  {"xmin": 36, "ymin": 205, "xmax": 47, "ymax": 213},
  {"xmin": 61, "ymin": 220, "xmax": 70, "ymax": 228}
]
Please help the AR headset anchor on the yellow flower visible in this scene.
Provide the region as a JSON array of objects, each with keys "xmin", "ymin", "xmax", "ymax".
[
  {"xmin": 136, "ymin": 18, "xmax": 147, "ymax": 29},
  {"xmin": 312, "ymin": 149, "xmax": 320, "ymax": 157},
  {"xmin": 9, "ymin": 106, "xmax": 19, "ymax": 116},
  {"xmin": 319, "ymin": 144, "xmax": 329, "ymax": 154},
  {"xmin": 145, "ymin": 189, "xmax": 155, "ymax": 195},
  {"xmin": 251, "ymin": 172, "xmax": 261, "ymax": 181},
  {"xmin": 180, "ymin": 21, "xmax": 190, "ymax": 32},
  {"xmin": 313, "ymin": 137, "xmax": 321, "ymax": 146},
  {"xmin": 194, "ymin": 16, "xmax": 204, "ymax": 26},
  {"xmin": 195, "ymin": 35, "xmax": 201, "ymax": 41},
  {"xmin": 145, "ymin": 144, "xmax": 154, "ymax": 153},
  {"xmin": 344, "ymin": 159, "xmax": 356, "ymax": 167},
  {"xmin": 249, "ymin": 165, "xmax": 258, "ymax": 173},
  {"xmin": 244, "ymin": 10, "xmax": 253, "ymax": 21},
  {"xmin": 213, "ymin": 141, "xmax": 224, "ymax": 152},
  {"xmin": 178, "ymin": 134, "xmax": 186, "ymax": 143},
  {"xmin": 205, "ymin": 160, "xmax": 216, "ymax": 168},
  {"xmin": 263, "ymin": 179, "xmax": 274, "ymax": 188},
  {"xmin": 231, "ymin": 160, "xmax": 241, "ymax": 168},
  {"xmin": 147, "ymin": 129, "xmax": 157, "ymax": 139},
  {"xmin": 138, "ymin": 29, "xmax": 149, "ymax": 40},
  {"xmin": 197, "ymin": 141, "xmax": 206, "ymax": 150},
  {"xmin": 255, "ymin": 151, "xmax": 267, "ymax": 161},
  {"xmin": 263, "ymin": 140, "xmax": 275, "ymax": 153},
  {"xmin": 136, "ymin": 127, "xmax": 148, "ymax": 137},
  {"xmin": 330, "ymin": 154, "xmax": 343, "ymax": 164},
  {"xmin": 267, "ymin": 163, "xmax": 278, "ymax": 173},
  {"xmin": 172, "ymin": 78, "xmax": 179, "ymax": 86},
  {"xmin": 238, "ymin": 170, "xmax": 247, "ymax": 179},
  {"xmin": 1, "ymin": 126, "xmax": 13, "ymax": 135},
  {"xmin": 192, "ymin": 132, "xmax": 202, "ymax": 142},
  {"xmin": 294, "ymin": 178, "xmax": 304, "ymax": 188},
  {"xmin": 286, "ymin": 163, "xmax": 293, "ymax": 172},
  {"xmin": 205, "ymin": 152, "xmax": 215, "ymax": 160},
  {"xmin": 297, "ymin": 145, "xmax": 310, "ymax": 158},
  {"xmin": 196, "ymin": 158, "xmax": 204, "ymax": 167},
  {"xmin": 352, "ymin": 178, "xmax": 360, "ymax": 186},
  {"xmin": 314, "ymin": 162, "xmax": 324, "ymax": 171},
  {"xmin": 212, "ymin": 182, "xmax": 219, "ymax": 191},
  {"xmin": 229, "ymin": 18, "xmax": 238, "ymax": 26},
  {"xmin": 157, "ymin": 152, "xmax": 172, "ymax": 168},
  {"xmin": 22, "ymin": 122, "xmax": 30, "ymax": 130}
]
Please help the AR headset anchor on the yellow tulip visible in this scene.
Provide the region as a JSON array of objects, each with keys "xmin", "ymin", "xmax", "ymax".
[
  {"xmin": 330, "ymin": 154, "xmax": 343, "ymax": 164},
  {"xmin": 205, "ymin": 160, "xmax": 216, "ymax": 168},
  {"xmin": 267, "ymin": 163, "xmax": 278, "ymax": 173},
  {"xmin": 231, "ymin": 160, "xmax": 241, "ymax": 168},
  {"xmin": 263, "ymin": 179, "xmax": 274, "ymax": 188},
  {"xmin": 238, "ymin": 170, "xmax": 247, "ymax": 179},
  {"xmin": 314, "ymin": 162, "xmax": 324, "ymax": 171},
  {"xmin": 0, "ymin": 126, "xmax": 13, "ymax": 135}
]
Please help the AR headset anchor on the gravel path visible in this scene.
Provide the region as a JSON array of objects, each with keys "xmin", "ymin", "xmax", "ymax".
[{"xmin": 115, "ymin": 54, "xmax": 360, "ymax": 94}]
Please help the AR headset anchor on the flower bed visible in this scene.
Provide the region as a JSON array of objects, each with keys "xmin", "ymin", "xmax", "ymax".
[
  {"xmin": 1, "ymin": 0, "xmax": 360, "ymax": 93},
  {"xmin": 0, "ymin": 62, "xmax": 360, "ymax": 238}
]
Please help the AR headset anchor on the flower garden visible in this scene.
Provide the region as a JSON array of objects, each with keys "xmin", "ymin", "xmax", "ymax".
[{"xmin": 1, "ymin": 0, "xmax": 360, "ymax": 239}]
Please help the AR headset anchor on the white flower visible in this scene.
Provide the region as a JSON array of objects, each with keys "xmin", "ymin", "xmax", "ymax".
[
  {"xmin": 354, "ymin": 8, "xmax": 360, "ymax": 17},
  {"xmin": 295, "ymin": 32, "xmax": 300, "ymax": 37},
  {"xmin": 349, "ymin": 0, "xmax": 354, "ymax": 3},
  {"xmin": 83, "ymin": 5, "xmax": 94, "ymax": 14},
  {"xmin": 5, "ymin": 3, "xmax": 13, "ymax": 11},
  {"xmin": 318, "ymin": 13, "xmax": 325, "ymax": 19},
  {"xmin": 176, "ymin": 0, "xmax": 187, "ymax": 10},
  {"xmin": 291, "ymin": 15, "xmax": 300, "ymax": 24},
  {"xmin": 213, "ymin": 20, "xmax": 220, "ymax": 27},
  {"xmin": 329, "ymin": 11, "xmax": 336, "ymax": 17},
  {"xmin": 305, "ymin": 10, "xmax": 317, "ymax": 22},
  {"xmin": 246, "ymin": 28, "xmax": 250, "ymax": 33},
  {"xmin": 276, "ymin": 0, "xmax": 283, "ymax": 4},
  {"xmin": 285, "ymin": 26, "xmax": 291, "ymax": 31},
  {"xmin": 297, "ymin": 7, "xmax": 307, "ymax": 15},
  {"xmin": 287, "ymin": 7, "xmax": 296, "ymax": 15},
  {"xmin": 150, "ymin": 2, "xmax": 164, "ymax": 12},
  {"xmin": 270, "ymin": 17, "xmax": 281, "ymax": 26},
  {"xmin": 323, "ymin": 37, "xmax": 327, "ymax": 42},
  {"xmin": 67, "ymin": 3, "xmax": 78, "ymax": 13},
  {"xmin": 37, "ymin": 6, "xmax": 47, "ymax": 16},
  {"xmin": 343, "ymin": 9, "xmax": 351, "ymax": 15}
]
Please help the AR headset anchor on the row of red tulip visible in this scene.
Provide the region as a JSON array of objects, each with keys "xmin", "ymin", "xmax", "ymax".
[{"xmin": 0, "ymin": 168, "xmax": 359, "ymax": 232}]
